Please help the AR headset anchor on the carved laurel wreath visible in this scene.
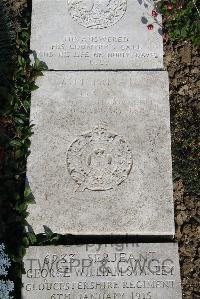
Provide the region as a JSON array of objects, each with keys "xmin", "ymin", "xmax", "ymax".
[
  {"xmin": 67, "ymin": 0, "xmax": 127, "ymax": 29},
  {"xmin": 67, "ymin": 126, "xmax": 133, "ymax": 191}
]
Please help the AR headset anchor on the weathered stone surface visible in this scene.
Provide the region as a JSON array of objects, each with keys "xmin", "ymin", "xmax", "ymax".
[
  {"xmin": 22, "ymin": 243, "xmax": 182, "ymax": 298},
  {"xmin": 31, "ymin": 0, "xmax": 163, "ymax": 70},
  {"xmin": 27, "ymin": 71, "xmax": 174, "ymax": 236}
]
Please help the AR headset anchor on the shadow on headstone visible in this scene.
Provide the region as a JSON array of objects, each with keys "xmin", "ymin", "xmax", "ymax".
[
  {"xmin": 141, "ymin": 16, "xmax": 148, "ymax": 24},
  {"xmin": 137, "ymin": 0, "xmax": 143, "ymax": 5},
  {"xmin": 158, "ymin": 27, "xmax": 163, "ymax": 36}
]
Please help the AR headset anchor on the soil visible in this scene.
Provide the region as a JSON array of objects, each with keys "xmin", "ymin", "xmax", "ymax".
[
  {"xmin": 164, "ymin": 41, "xmax": 200, "ymax": 299},
  {"xmin": 1, "ymin": 1, "xmax": 200, "ymax": 299}
]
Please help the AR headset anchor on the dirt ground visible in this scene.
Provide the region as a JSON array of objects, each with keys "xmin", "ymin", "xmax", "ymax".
[
  {"xmin": 164, "ymin": 41, "xmax": 200, "ymax": 298},
  {"xmin": 2, "ymin": 1, "xmax": 200, "ymax": 298}
]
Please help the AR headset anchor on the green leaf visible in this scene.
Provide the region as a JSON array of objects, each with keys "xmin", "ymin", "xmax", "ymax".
[
  {"xmin": 43, "ymin": 226, "xmax": 54, "ymax": 238},
  {"xmin": 13, "ymin": 117, "xmax": 24, "ymax": 124},
  {"xmin": 30, "ymin": 83, "xmax": 39, "ymax": 91},
  {"xmin": 50, "ymin": 235, "xmax": 61, "ymax": 242},
  {"xmin": 27, "ymin": 232, "xmax": 37, "ymax": 245},
  {"xmin": 19, "ymin": 246, "xmax": 26, "ymax": 258},
  {"xmin": 34, "ymin": 57, "xmax": 41, "ymax": 68},
  {"xmin": 24, "ymin": 184, "xmax": 36, "ymax": 203},
  {"xmin": 22, "ymin": 237, "xmax": 29, "ymax": 247},
  {"xmin": 15, "ymin": 149, "xmax": 24, "ymax": 159},
  {"xmin": 16, "ymin": 202, "xmax": 27, "ymax": 212},
  {"xmin": 18, "ymin": 55, "xmax": 26, "ymax": 66},
  {"xmin": 10, "ymin": 139, "xmax": 22, "ymax": 147}
]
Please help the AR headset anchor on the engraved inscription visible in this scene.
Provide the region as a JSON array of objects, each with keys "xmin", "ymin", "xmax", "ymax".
[
  {"xmin": 37, "ymin": 34, "xmax": 159, "ymax": 67},
  {"xmin": 22, "ymin": 244, "xmax": 181, "ymax": 298},
  {"xmin": 67, "ymin": 126, "xmax": 133, "ymax": 191},
  {"xmin": 67, "ymin": 0, "xmax": 127, "ymax": 29}
]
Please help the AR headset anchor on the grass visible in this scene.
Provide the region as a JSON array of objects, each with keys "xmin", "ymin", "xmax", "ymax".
[
  {"xmin": 158, "ymin": 0, "xmax": 200, "ymax": 46},
  {"xmin": 0, "ymin": 4, "xmax": 47, "ymax": 297}
]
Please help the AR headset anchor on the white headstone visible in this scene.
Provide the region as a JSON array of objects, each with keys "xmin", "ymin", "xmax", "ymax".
[
  {"xmin": 22, "ymin": 243, "xmax": 182, "ymax": 298},
  {"xmin": 31, "ymin": 0, "xmax": 163, "ymax": 70},
  {"xmin": 26, "ymin": 71, "xmax": 174, "ymax": 236}
]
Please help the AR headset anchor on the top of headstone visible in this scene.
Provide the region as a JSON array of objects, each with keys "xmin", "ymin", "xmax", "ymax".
[{"xmin": 31, "ymin": 0, "xmax": 164, "ymax": 70}]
